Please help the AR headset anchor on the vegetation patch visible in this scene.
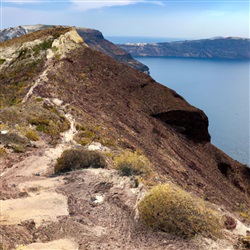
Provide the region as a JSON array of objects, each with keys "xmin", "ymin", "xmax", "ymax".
[
  {"xmin": 138, "ymin": 183, "xmax": 222, "ymax": 239},
  {"xmin": 239, "ymin": 236, "xmax": 250, "ymax": 249},
  {"xmin": 54, "ymin": 148, "xmax": 107, "ymax": 173},
  {"xmin": 0, "ymin": 243, "xmax": 10, "ymax": 250},
  {"xmin": 0, "ymin": 147, "xmax": 7, "ymax": 158},
  {"xmin": 0, "ymin": 56, "xmax": 45, "ymax": 108},
  {"xmin": 28, "ymin": 111, "xmax": 70, "ymax": 144},
  {"xmin": 74, "ymin": 125, "xmax": 96, "ymax": 146},
  {"xmin": 0, "ymin": 100, "xmax": 70, "ymax": 144},
  {"xmin": 74, "ymin": 123, "xmax": 117, "ymax": 148},
  {"xmin": 0, "ymin": 58, "xmax": 6, "ymax": 64},
  {"xmin": 113, "ymin": 150, "xmax": 152, "ymax": 177},
  {"xmin": 0, "ymin": 133, "xmax": 30, "ymax": 153},
  {"xmin": 11, "ymin": 144, "xmax": 26, "ymax": 153},
  {"xmin": 25, "ymin": 129, "xmax": 39, "ymax": 141}
]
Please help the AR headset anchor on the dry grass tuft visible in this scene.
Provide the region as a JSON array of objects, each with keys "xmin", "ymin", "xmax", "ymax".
[
  {"xmin": 54, "ymin": 148, "xmax": 107, "ymax": 173},
  {"xmin": 0, "ymin": 147, "xmax": 7, "ymax": 157},
  {"xmin": 113, "ymin": 150, "xmax": 152, "ymax": 177},
  {"xmin": 138, "ymin": 183, "xmax": 222, "ymax": 239},
  {"xmin": 25, "ymin": 129, "xmax": 39, "ymax": 141}
]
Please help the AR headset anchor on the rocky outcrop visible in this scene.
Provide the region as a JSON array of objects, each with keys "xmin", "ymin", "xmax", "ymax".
[
  {"xmin": 119, "ymin": 37, "xmax": 250, "ymax": 59},
  {"xmin": 0, "ymin": 24, "xmax": 149, "ymax": 73},
  {"xmin": 152, "ymin": 110, "xmax": 210, "ymax": 142},
  {"xmin": 77, "ymin": 28, "xmax": 149, "ymax": 73}
]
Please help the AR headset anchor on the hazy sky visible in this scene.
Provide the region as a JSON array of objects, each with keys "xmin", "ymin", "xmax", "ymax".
[{"xmin": 1, "ymin": 0, "xmax": 249, "ymax": 39}]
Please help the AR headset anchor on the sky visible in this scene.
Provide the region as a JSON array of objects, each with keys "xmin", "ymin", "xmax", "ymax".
[{"xmin": 0, "ymin": 0, "xmax": 249, "ymax": 39}]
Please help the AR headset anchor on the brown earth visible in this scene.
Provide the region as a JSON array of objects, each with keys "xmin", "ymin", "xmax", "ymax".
[
  {"xmin": 0, "ymin": 28, "xmax": 250, "ymax": 250},
  {"xmin": 34, "ymin": 44, "xmax": 250, "ymax": 212}
]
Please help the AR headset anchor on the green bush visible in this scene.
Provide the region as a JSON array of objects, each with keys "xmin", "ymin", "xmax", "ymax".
[
  {"xmin": 54, "ymin": 148, "xmax": 107, "ymax": 173},
  {"xmin": 113, "ymin": 150, "xmax": 152, "ymax": 177},
  {"xmin": 138, "ymin": 183, "xmax": 222, "ymax": 238}
]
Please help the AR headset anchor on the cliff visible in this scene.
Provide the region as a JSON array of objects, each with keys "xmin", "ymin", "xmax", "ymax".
[
  {"xmin": 76, "ymin": 27, "xmax": 149, "ymax": 73},
  {"xmin": 0, "ymin": 27, "xmax": 249, "ymax": 250},
  {"xmin": 0, "ymin": 24, "xmax": 149, "ymax": 73},
  {"xmin": 118, "ymin": 37, "xmax": 250, "ymax": 59}
]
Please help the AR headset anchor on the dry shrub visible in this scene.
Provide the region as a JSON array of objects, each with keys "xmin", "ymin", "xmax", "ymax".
[
  {"xmin": 113, "ymin": 150, "xmax": 152, "ymax": 177},
  {"xmin": 0, "ymin": 147, "xmax": 7, "ymax": 157},
  {"xmin": 240, "ymin": 236, "xmax": 250, "ymax": 249},
  {"xmin": 54, "ymin": 148, "xmax": 107, "ymax": 173},
  {"xmin": 0, "ymin": 243, "xmax": 10, "ymax": 250},
  {"xmin": 138, "ymin": 183, "xmax": 222, "ymax": 239},
  {"xmin": 0, "ymin": 101, "xmax": 70, "ymax": 145},
  {"xmin": 0, "ymin": 133, "xmax": 29, "ymax": 153},
  {"xmin": 25, "ymin": 129, "xmax": 39, "ymax": 141}
]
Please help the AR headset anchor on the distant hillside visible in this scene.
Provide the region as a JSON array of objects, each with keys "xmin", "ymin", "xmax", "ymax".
[
  {"xmin": 0, "ymin": 24, "xmax": 149, "ymax": 73},
  {"xmin": 118, "ymin": 37, "xmax": 250, "ymax": 59}
]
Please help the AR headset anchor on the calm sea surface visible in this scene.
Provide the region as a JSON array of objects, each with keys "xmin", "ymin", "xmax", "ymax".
[{"xmin": 135, "ymin": 57, "xmax": 250, "ymax": 165}]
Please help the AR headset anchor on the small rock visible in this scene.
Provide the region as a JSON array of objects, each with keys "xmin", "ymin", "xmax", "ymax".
[
  {"xmin": 87, "ymin": 142, "xmax": 102, "ymax": 151},
  {"xmin": 87, "ymin": 142, "xmax": 110, "ymax": 152},
  {"xmin": 93, "ymin": 195, "xmax": 104, "ymax": 204},
  {"xmin": 223, "ymin": 215, "xmax": 237, "ymax": 230},
  {"xmin": 52, "ymin": 98, "xmax": 63, "ymax": 106},
  {"xmin": 1, "ymin": 130, "xmax": 8, "ymax": 134}
]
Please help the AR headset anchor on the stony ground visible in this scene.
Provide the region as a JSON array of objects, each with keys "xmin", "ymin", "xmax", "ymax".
[{"xmin": 1, "ymin": 113, "xmax": 249, "ymax": 250}]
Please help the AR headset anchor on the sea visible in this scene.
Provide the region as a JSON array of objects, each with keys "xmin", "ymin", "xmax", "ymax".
[{"xmin": 107, "ymin": 35, "xmax": 249, "ymax": 166}]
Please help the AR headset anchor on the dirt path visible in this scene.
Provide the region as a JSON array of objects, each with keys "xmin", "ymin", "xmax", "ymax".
[
  {"xmin": 23, "ymin": 238, "xmax": 79, "ymax": 250},
  {"xmin": 1, "ymin": 192, "xmax": 68, "ymax": 227},
  {"xmin": 0, "ymin": 110, "xmax": 80, "ymax": 249},
  {"xmin": 1, "ymin": 111, "xmax": 77, "ymax": 178}
]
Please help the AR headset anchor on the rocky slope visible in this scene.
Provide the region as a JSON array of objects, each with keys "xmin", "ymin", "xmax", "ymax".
[
  {"xmin": 118, "ymin": 37, "xmax": 250, "ymax": 59},
  {"xmin": 0, "ymin": 27, "xmax": 250, "ymax": 250},
  {"xmin": 0, "ymin": 24, "xmax": 149, "ymax": 73}
]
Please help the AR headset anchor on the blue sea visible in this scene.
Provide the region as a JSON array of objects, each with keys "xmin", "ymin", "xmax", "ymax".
[
  {"xmin": 134, "ymin": 57, "xmax": 250, "ymax": 166},
  {"xmin": 107, "ymin": 36, "xmax": 250, "ymax": 165}
]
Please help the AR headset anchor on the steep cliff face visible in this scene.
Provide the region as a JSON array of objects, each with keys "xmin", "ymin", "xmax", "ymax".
[
  {"xmin": 1, "ymin": 27, "xmax": 249, "ymax": 249},
  {"xmin": 0, "ymin": 24, "xmax": 149, "ymax": 73},
  {"xmin": 76, "ymin": 28, "xmax": 149, "ymax": 72},
  {"xmin": 119, "ymin": 37, "xmax": 250, "ymax": 59}
]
